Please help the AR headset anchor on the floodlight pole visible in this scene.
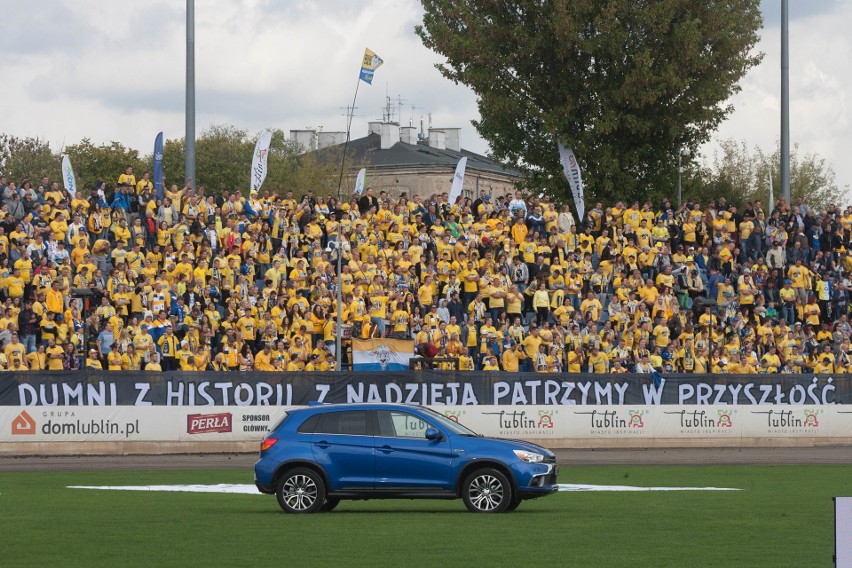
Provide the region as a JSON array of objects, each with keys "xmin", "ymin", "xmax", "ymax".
[
  {"xmin": 335, "ymin": 244, "xmax": 343, "ymax": 372},
  {"xmin": 185, "ymin": 0, "xmax": 196, "ymax": 189},
  {"xmin": 780, "ymin": 0, "xmax": 790, "ymax": 202},
  {"xmin": 333, "ymin": 74, "xmax": 364, "ymax": 372}
]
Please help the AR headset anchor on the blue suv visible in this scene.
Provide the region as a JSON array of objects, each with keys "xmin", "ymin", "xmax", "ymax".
[{"xmin": 254, "ymin": 403, "xmax": 558, "ymax": 513}]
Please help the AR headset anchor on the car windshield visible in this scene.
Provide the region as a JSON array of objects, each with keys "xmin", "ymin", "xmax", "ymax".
[{"xmin": 418, "ymin": 406, "xmax": 480, "ymax": 437}]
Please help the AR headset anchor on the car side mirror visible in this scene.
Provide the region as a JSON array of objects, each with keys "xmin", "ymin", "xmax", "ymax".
[{"xmin": 425, "ymin": 427, "xmax": 442, "ymax": 441}]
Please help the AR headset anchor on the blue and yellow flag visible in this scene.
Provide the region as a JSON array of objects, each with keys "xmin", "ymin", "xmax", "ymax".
[
  {"xmin": 359, "ymin": 48, "xmax": 383, "ymax": 84},
  {"xmin": 353, "ymin": 338, "xmax": 412, "ymax": 371}
]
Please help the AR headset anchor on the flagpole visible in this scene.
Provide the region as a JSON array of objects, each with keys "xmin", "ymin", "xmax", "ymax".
[
  {"xmin": 334, "ymin": 74, "xmax": 362, "ymax": 373},
  {"xmin": 336, "ymin": 77, "xmax": 362, "ymax": 202}
]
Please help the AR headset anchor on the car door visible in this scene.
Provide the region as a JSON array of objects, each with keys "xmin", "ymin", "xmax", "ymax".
[
  {"xmin": 373, "ymin": 409, "xmax": 454, "ymax": 490},
  {"xmin": 311, "ymin": 410, "xmax": 375, "ymax": 490}
]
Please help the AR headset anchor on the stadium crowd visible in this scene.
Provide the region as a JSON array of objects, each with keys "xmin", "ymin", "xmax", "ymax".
[{"xmin": 0, "ymin": 167, "xmax": 846, "ymax": 374}]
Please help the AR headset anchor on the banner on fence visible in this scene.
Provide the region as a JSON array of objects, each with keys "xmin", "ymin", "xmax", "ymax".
[
  {"xmin": 0, "ymin": 372, "xmax": 847, "ymax": 407},
  {"xmin": 3, "ymin": 405, "xmax": 851, "ymax": 443}
]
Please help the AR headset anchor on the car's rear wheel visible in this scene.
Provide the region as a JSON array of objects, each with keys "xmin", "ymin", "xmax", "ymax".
[
  {"xmin": 320, "ymin": 498, "xmax": 340, "ymax": 512},
  {"xmin": 462, "ymin": 468, "xmax": 513, "ymax": 513},
  {"xmin": 276, "ymin": 468, "xmax": 326, "ymax": 514}
]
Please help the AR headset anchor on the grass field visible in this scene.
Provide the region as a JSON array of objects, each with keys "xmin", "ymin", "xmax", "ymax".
[{"xmin": 2, "ymin": 465, "xmax": 849, "ymax": 567}]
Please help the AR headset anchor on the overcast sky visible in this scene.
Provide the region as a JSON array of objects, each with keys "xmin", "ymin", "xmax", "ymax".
[{"xmin": 0, "ymin": 0, "xmax": 849, "ymax": 194}]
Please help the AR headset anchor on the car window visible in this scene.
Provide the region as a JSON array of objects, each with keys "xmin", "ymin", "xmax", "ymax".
[
  {"xmin": 376, "ymin": 410, "xmax": 432, "ymax": 438},
  {"xmin": 316, "ymin": 411, "xmax": 370, "ymax": 436},
  {"xmin": 418, "ymin": 406, "xmax": 479, "ymax": 437},
  {"xmin": 296, "ymin": 414, "xmax": 321, "ymax": 434}
]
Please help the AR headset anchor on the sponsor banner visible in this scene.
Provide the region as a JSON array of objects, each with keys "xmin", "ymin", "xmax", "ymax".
[
  {"xmin": 2, "ymin": 406, "xmax": 172, "ymax": 442},
  {"xmin": 62, "ymin": 155, "xmax": 77, "ymax": 198},
  {"xmin": 557, "ymin": 141, "xmax": 584, "ymax": 221},
  {"xmin": 178, "ymin": 407, "xmax": 289, "ymax": 441},
  {"xmin": 354, "ymin": 167, "xmax": 366, "ymax": 196},
  {"xmin": 740, "ymin": 406, "xmax": 829, "ymax": 438},
  {"xmin": 3, "ymin": 405, "xmax": 851, "ymax": 443},
  {"xmin": 445, "ymin": 407, "xmax": 564, "ymax": 439},
  {"xmin": 250, "ymin": 130, "xmax": 273, "ymax": 191},
  {"xmin": 446, "ymin": 406, "xmax": 852, "ymax": 439},
  {"xmin": 153, "ymin": 131, "xmax": 164, "ymax": 200},
  {"xmin": 656, "ymin": 407, "xmax": 741, "ymax": 438},
  {"xmin": 1, "ymin": 406, "xmax": 290, "ymax": 443},
  {"xmin": 352, "ymin": 339, "xmax": 414, "ymax": 371},
  {"xmin": 0, "ymin": 372, "xmax": 849, "ymax": 407},
  {"xmin": 448, "ymin": 157, "xmax": 467, "ymax": 204}
]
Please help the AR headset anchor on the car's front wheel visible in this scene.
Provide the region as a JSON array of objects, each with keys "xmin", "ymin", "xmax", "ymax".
[
  {"xmin": 504, "ymin": 495, "xmax": 522, "ymax": 512},
  {"xmin": 462, "ymin": 468, "xmax": 513, "ymax": 513},
  {"xmin": 275, "ymin": 468, "xmax": 326, "ymax": 514}
]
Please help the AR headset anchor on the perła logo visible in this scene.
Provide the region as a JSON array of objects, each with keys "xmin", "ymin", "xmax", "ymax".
[
  {"xmin": 12, "ymin": 410, "xmax": 36, "ymax": 435},
  {"xmin": 187, "ymin": 413, "xmax": 232, "ymax": 434}
]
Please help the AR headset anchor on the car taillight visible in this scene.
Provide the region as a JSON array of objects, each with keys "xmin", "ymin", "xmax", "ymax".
[{"xmin": 260, "ymin": 437, "xmax": 278, "ymax": 451}]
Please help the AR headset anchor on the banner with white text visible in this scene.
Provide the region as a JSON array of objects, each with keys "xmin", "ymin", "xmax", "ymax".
[{"xmin": 0, "ymin": 372, "xmax": 848, "ymax": 407}]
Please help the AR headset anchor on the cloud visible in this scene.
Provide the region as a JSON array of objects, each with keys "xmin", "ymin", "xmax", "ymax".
[
  {"xmin": 705, "ymin": 0, "xmax": 852, "ymax": 194},
  {"xmin": 0, "ymin": 0, "xmax": 96, "ymax": 55},
  {"xmin": 0, "ymin": 0, "xmax": 848, "ymax": 194},
  {"xmin": 760, "ymin": 0, "xmax": 842, "ymax": 27}
]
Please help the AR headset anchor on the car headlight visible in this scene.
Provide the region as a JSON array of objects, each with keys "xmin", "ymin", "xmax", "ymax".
[{"xmin": 513, "ymin": 449, "xmax": 544, "ymax": 463}]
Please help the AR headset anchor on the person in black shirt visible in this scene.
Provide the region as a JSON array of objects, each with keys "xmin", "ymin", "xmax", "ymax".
[{"xmin": 357, "ymin": 187, "xmax": 379, "ymax": 215}]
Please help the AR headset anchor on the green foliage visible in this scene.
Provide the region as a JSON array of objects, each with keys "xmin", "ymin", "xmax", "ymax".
[
  {"xmin": 681, "ymin": 139, "xmax": 844, "ymax": 211},
  {"xmin": 158, "ymin": 125, "xmax": 347, "ymax": 197},
  {"xmin": 63, "ymin": 139, "xmax": 147, "ymax": 191},
  {"xmin": 1, "ymin": 126, "xmax": 353, "ymax": 198},
  {"xmin": 0, "ymin": 134, "xmax": 61, "ymax": 185},
  {"xmin": 417, "ymin": 0, "xmax": 764, "ymax": 209}
]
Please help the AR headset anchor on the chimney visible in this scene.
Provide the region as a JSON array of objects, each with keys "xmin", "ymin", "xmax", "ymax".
[
  {"xmin": 437, "ymin": 128, "xmax": 461, "ymax": 152},
  {"xmin": 368, "ymin": 121, "xmax": 383, "ymax": 136},
  {"xmin": 289, "ymin": 129, "xmax": 317, "ymax": 152},
  {"xmin": 317, "ymin": 131, "xmax": 347, "ymax": 149},
  {"xmin": 400, "ymin": 126, "xmax": 417, "ymax": 145},
  {"xmin": 428, "ymin": 129, "xmax": 446, "ymax": 150},
  {"xmin": 379, "ymin": 122, "xmax": 399, "ymax": 150}
]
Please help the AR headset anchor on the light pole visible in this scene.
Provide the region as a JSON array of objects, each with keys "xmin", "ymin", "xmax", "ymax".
[
  {"xmin": 185, "ymin": 0, "xmax": 196, "ymax": 189},
  {"xmin": 781, "ymin": 0, "xmax": 790, "ymax": 202},
  {"xmin": 325, "ymin": 240, "xmax": 343, "ymax": 371},
  {"xmin": 677, "ymin": 146, "xmax": 690, "ymax": 207}
]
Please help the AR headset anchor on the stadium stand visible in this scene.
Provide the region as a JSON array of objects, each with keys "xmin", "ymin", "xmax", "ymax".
[{"xmin": 0, "ymin": 169, "xmax": 846, "ymax": 374}]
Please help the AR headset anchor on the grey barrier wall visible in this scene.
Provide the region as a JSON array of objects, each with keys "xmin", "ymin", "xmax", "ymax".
[{"xmin": 0, "ymin": 371, "xmax": 845, "ymax": 406}]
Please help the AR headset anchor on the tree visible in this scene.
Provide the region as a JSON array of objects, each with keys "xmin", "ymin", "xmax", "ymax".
[
  {"xmin": 2, "ymin": 125, "xmax": 360, "ymax": 199},
  {"xmin": 0, "ymin": 134, "xmax": 60, "ymax": 185},
  {"xmin": 63, "ymin": 139, "xmax": 147, "ymax": 192},
  {"xmin": 681, "ymin": 139, "xmax": 845, "ymax": 212},
  {"xmin": 417, "ymin": 0, "xmax": 763, "ymax": 209},
  {"xmin": 264, "ymin": 129, "xmax": 347, "ymax": 197},
  {"xmin": 158, "ymin": 124, "xmax": 252, "ymax": 194},
  {"xmin": 158, "ymin": 126, "xmax": 350, "ymax": 197}
]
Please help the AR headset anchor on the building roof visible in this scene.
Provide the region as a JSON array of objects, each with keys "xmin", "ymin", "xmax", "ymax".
[{"xmin": 316, "ymin": 133, "xmax": 521, "ymax": 178}]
